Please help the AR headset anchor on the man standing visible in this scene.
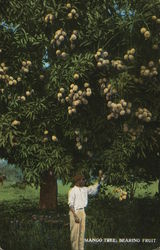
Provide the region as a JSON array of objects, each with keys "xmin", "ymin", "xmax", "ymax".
[{"xmin": 68, "ymin": 171, "xmax": 103, "ymax": 250}]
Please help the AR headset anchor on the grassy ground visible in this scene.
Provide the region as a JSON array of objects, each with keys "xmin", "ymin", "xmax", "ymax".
[
  {"xmin": 0, "ymin": 180, "xmax": 158, "ymax": 202},
  {"xmin": 0, "ymin": 195, "xmax": 160, "ymax": 250},
  {"xmin": 134, "ymin": 180, "xmax": 158, "ymax": 197},
  {"xmin": 0, "ymin": 180, "xmax": 160, "ymax": 250},
  {"xmin": 0, "ymin": 180, "xmax": 71, "ymax": 202}
]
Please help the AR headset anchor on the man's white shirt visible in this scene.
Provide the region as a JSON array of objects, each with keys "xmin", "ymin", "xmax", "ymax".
[{"xmin": 68, "ymin": 183, "xmax": 100, "ymax": 211}]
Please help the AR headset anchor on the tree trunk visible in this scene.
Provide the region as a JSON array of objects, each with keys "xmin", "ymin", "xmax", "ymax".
[{"xmin": 39, "ymin": 170, "xmax": 57, "ymax": 210}]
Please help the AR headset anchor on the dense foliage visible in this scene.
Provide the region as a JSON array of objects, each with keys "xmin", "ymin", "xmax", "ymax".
[{"xmin": 0, "ymin": 0, "xmax": 160, "ymax": 186}]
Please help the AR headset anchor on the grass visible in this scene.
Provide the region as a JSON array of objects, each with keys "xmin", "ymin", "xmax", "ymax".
[
  {"xmin": 134, "ymin": 180, "xmax": 158, "ymax": 197},
  {"xmin": 0, "ymin": 196, "xmax": 160, "ymax": 250},
  {"xmin": 0, "ymin": 180, "xmax": 158, "ymax": 203},
  {"xmin": 58, "ymin": 180, "xmax": 71, "ymax": 196},
  {"xmin": 0, "ymin": 181, "xmax": 39, "ymax": 201},
  {"xmin": 0, "ymin": 180, "xmax": 71, "ymax": 202},
  {"xmin": 0, "ymin": 180, "xmax": 160, "ymax": 250}
]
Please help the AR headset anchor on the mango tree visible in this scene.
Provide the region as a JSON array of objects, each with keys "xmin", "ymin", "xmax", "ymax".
[{"xmin": 0, "ymin": 0, "xmax": 160, "ymax": 209}]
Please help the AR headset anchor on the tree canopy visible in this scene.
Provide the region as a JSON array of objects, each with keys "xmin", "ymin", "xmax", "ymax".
[{"xmin": 0, "ymin": 0, "xmax": 160, "ymax": 189}]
